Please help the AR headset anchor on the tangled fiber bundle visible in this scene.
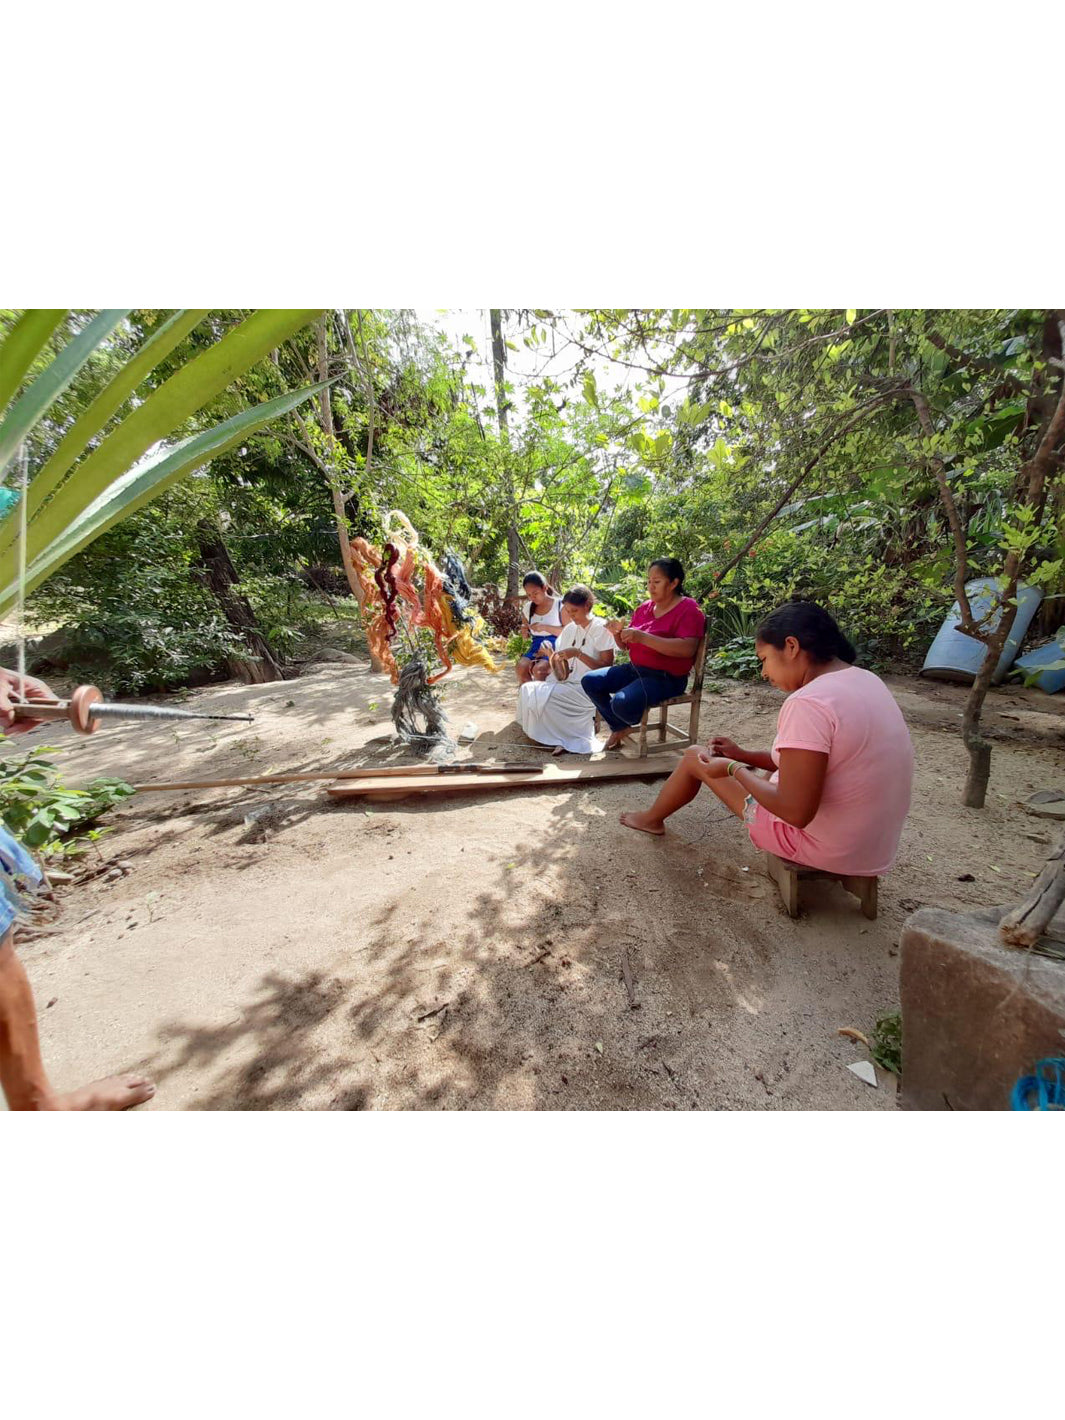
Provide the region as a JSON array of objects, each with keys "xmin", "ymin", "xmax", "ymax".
[{"xmin": 391, "ymin": 652, "xmax": 452, "ymax": 753}]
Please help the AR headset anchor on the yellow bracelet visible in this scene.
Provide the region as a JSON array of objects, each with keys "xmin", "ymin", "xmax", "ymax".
[{"xmin": 727, "ymin": 760, "xmax": 741, "ymax": 777}]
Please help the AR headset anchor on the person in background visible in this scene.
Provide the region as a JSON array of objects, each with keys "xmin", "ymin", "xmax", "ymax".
[
  {"xmin": 580, "ymin": 558, "xmax": 705, "ymax": 750},
  {"xmin": 0, "ymin": 667, "xmax": 156, "ymax": 1110},
  {"xmin": 515, "ymin": 571, "xmax": 563, "ymax": 684},
  {"xmin": 618, "ymin": 600, "xmax": 914, "ymax": 882},
  {"xmin": 518, "ymin": 585, "xmax": 615, "ymax": 754}
]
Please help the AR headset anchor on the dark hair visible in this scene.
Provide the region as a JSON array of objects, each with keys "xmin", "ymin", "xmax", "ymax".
[
  {"xmin": 756, "ymin": 599, "xmax": 856, "ymax": 664},
  {"xmin": 522, "ymin": 571, "xmax": 557, "ymax": 596},
  {"xmin": 649, "ymin": 557, "xmax": 685, "ymax": 591},
  {"xmin": 562, "ymin": 584, "xmax": 594, "ymax": 609}
]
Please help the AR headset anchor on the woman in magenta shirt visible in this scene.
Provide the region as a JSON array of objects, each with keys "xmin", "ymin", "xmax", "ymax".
[
  {"xmin": 620, "ymin": 599, "xmax": 914, "ymax": 877},
  {"xmin": 581, "ymin": 558, "xmax": 706, "ymax": 750}
]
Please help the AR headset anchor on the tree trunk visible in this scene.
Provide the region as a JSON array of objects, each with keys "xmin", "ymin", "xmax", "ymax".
[
  {"xmin": 193, "ymin": 519, "xmax": 283, "ymax": 684},
  {"xmin": 963, "ymin": 315, "xmax": 1065, "ymax": 806},
  {"xmin": 490, "ymin": 308, "xmax": 522, "ymax": 598},
  {"xmin": 1000, "ymin": 832, "xmax": 1065, "ymax": 947},
  {"xmin": 316, "ymin": 315, "xmax": 384, "ymax": 671}
]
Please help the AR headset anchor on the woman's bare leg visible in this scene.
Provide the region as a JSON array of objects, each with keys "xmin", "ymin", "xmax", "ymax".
[
  {"xmin": 620, "ymin": 749, "xmax": 753, "ymax": 835},
  {"xmin": 0, "ymin": 928, "xmax": 155, "ymax": 1111},
  {"xmin": 620, "ymin": 747, "xmax": 709, "ymax": 834}
]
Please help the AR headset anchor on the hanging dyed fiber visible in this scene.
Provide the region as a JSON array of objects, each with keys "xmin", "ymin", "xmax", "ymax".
[
  {"xmin": 393, "ymin": 542, "xmax": 425, "ymax": 625},
  {"xmin": 419, "ymin": 558, "xmax": 454, "ymax": 684},
  {"xmin": 439, "ymin": 597, "xmax": 502, "ymax": 674},
  {"xmin": 351, "ymin": 536, "xmax": 399, "ymax": 682},
  {"xmin": 441, "ymin": 550, "xmax": 474, "ymax": 625}
]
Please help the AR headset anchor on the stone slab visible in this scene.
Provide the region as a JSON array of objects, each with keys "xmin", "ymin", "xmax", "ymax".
[{"xmin": 900, "ymin": 904, "xmax": 1065, "ymax": 1110}]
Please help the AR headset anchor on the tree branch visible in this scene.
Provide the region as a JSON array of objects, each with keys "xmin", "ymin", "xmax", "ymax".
[
  {"xmin": 1000, "ymin": 832, "xmax": 1065, "ymax": 948},
  {"xmin": 712, "ymin": 391, "xmax": 901, "ymax": 585},
  {"xmin": 905, "ymin": 385, "xmax": 977, "ymax": 634},
  {"xmin": 925, "ymin": 330, "xmax": 1027, "ymax": 399}
]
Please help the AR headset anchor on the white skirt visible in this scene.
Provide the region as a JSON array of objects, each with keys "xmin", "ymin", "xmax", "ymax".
[{"xmin": 518, "ymin": 676, "xmax": 603, "ymax": 754}]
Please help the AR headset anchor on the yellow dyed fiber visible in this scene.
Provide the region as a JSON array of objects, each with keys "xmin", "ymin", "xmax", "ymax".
[{"xmin": 440, "ymin": 599, "xmax": 503, "ymax": 673}]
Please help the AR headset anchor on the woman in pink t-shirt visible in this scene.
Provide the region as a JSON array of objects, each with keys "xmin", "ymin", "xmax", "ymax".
[
  {"xmin": 620, "ymin": 600, "xmax": 914, "ymax": 877},
  {"xmin": 581, "ymin": 558, "xmax": 707, "ymax": 750}
]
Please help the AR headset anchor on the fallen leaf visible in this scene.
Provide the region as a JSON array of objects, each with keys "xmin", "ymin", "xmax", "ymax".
[{"xmin": 594, "ymin": 1041, "xmax": 603, "ymax": 1054}]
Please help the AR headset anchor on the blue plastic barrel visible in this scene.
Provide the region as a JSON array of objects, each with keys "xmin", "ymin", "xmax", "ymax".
[
  {"xmin": 1010, "ymin": 639, "xmax": 1065, "ymax": 694},
  {"xmin": 920, "ymin": 578, "xmax": 1043, "ymax": 685}
]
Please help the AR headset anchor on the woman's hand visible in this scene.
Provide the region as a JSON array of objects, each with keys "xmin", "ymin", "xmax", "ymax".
[
  {"xmin": 696, "ymin": 753, "xmax": 733, "ymax": 780},
  {"xmin": 0, "ymin": 669, "xmax": 56, "ymax": 736},
  {"xmin": 618, "ymin": 627, "xmax": 644, "ymax": 646},
  {"xmin": 560, "ymin": 645, "xmax": 584, "ymax": 659},
  {"xmin": 707, "ymin": 735, "xmax": 743, "ymax": 761},
  {"xmin": 605, "ymin": 618, "xmax": 626, "ymax": 635}
]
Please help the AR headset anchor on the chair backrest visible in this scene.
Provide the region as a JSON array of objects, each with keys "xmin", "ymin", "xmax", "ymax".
[{"xmin": 689, "ymin": 619, "xmax": 709, "ymax": 693}]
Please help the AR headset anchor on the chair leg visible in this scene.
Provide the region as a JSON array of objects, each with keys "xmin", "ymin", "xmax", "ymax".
[
  {"xmin": 765, "ymin": 853, "xmax": 800, "ymax": 917},
  {"xmin": 841, "ymin": 875, "xmax": 878, "ymax": 920},
  {"xmin": 637, "ymin": 712, "xmax": 649, "ymax": 759},
  {"xmin": 689, "ymin": 695, "xmax": 701, "ymax": 745},
  {"xmin": 657, "ymin": 704, "xmax": 668, "ymax": 743}
]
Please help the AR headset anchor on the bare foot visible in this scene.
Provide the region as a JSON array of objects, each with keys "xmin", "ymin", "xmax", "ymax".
[
  {"xmin": 619, "ymin": 810, "xmax": 666, "ymax": 836},
  {"xmin": 49, "ymin": 1073, "xmax": 156, "ymax": 1111},
  {"xmin": 605, "ymin": 729, "xmax": 633, "ymax": 751}
]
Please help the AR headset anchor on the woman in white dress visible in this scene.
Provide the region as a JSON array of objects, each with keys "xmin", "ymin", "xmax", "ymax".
[{"xmin": 518, "ymin": 586, "xmax": 615, "ymax": 754}]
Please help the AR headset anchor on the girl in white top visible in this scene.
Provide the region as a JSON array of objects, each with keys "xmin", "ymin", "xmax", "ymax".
[
  {"xmin": 518, "ymin": 585, "xmax": 615, "ymax": 754},
  {"xmin": 516, "ymin": 571, "xmax": 564, "ymax": 684}
]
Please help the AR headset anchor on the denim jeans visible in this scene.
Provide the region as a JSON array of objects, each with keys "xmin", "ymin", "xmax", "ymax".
[{"xmin": 580, "ymin": 662, "xmax": 689, "ymax": 732}]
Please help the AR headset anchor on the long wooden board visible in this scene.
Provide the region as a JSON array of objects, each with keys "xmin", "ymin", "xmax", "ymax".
[{"xmin": 327, "ymin": 754, "xmax": 679, "ymax": 802}]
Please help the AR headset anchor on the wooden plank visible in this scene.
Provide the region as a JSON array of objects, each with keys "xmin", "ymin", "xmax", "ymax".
[
  {"xmin": 327, "ymin": 754, "xmax": 679, "ymax": 802},
  {"xmin": 133, "ymin": 762, "xmax": 543, "ymax": 792}
]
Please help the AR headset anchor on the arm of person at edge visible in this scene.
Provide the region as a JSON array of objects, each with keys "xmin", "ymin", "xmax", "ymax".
[
  {"xmin": 694, "ymin": 746, "xmax": 828, "ymax": 829},
  {"xmin": 618, "ymin": 627, "xmax": 697, "ymax": 657},
  {"xmin": 603, "ymin": 616, "xmax": 695, "ymax": 657},
  {"xmin": 558, "ymin": 645, "xmax": 613, "ymax": 668},
  {"xmin": 707, "ymin": 735, "xmax": 777, "ymax": 772},
  {"xmin": 0, "ymin": 667, "xmax": 56, "ymax": 736}
]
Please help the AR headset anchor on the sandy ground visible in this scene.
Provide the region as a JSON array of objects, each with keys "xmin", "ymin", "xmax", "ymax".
[{"xmin": 11, "ymin": 658, "xmax": 1065, "ymax": 1110}]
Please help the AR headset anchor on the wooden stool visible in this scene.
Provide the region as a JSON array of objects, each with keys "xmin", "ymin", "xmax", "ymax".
[{"xmin": 765, "ymin": 852, "xmax": 878, "ymax": 920}]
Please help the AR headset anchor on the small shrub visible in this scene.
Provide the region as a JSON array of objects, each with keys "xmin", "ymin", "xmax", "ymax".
[
  {"xmin": 0, "ymin": 737, "xmax": 134, "ymax": 856},
  {"xmin": 871, "ymin": 1011, "xmax": 902, "ymax": 1076}
]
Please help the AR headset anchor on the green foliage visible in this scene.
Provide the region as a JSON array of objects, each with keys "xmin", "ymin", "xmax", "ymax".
[
  {"xmin": 0, "ymin": 736, "xmax": 133, "ymax": 855},
  {"xmin": 28, "ymin": 485, "xmax": 336, "ymax": 695},
  {"xmin": 506, "ymin": 632, "xmax": 530, "ymax": 659},
  {"xmin": 870, "ymin": 1011, "xmax": 903, "ymax": 1076},
  {"xmin": 0, "ymin": 309, "xmax": 327, "ymax": 616},
  {"xmin": 707, "ymin": 636, "xmax": 761, "ymax": 680}
]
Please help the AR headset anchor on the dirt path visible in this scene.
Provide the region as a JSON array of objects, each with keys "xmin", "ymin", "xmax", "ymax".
[{"xmin": 14, "ymin": 661, "xmax": 1065, "ymax": 1110}]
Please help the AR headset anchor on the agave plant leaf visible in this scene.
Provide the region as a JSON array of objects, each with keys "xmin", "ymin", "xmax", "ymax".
[
  {"xmin": 0, "ymin": 310, "xmax": 131, "ymax": 480},
  {"xmin": 0, "ymin": 310, "xmax": 67, "ymax": 414},
  {"xmin": 17, "ymin": 308, "xmax": 324, "ymax": 561},
  {"xmin": 25, "ymin": 309, "xmax": 209, "ymax": 516},
  {"xmin": 0, "ymin": 380, "xmax": 333, "ymax": 616}
]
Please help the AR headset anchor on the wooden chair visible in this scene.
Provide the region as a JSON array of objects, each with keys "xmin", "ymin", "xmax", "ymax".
[
  {"xmin": 633, "ymin": 625, "xmax": 709, "ymax": 759},
  {"xmin": 764, "ymin": 852, "xmax": 879, "ymax": 920},
  {"xmin": 593, "ymin": 622, "xmax": 709, "ymax": 759}
]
